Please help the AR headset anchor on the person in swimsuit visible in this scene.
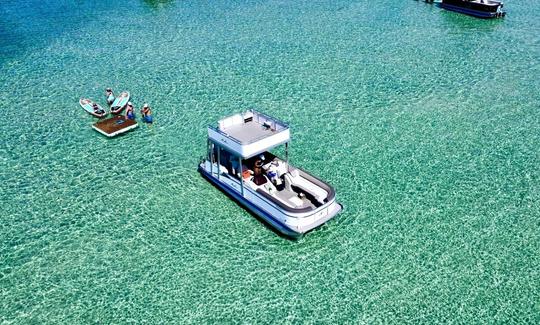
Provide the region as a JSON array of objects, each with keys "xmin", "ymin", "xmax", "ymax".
[
  {"xmin": 141, "ymin": 103, "xmax": 153, "ymax": 123},
  {"xmin": 92, "ymin": 103, "xmax": 104, "ymax": 115},
  {"xmin": 105, "ymin": 88, "xmax": 114, "ymax": 105},
  {"xmin": 266, "ymin": 161, "xmax": 281, "ymax": 185},
  {"xmin": 125, "ymin": 102, "xmax": 135, "ymax": 120},
  {"xmin": 252, "ymin": 159, "xmax": 267, "ymax": 186}
]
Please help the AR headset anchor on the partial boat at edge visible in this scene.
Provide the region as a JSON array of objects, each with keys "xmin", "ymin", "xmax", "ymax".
[{"xmin": 441, "ymin": 0, "xmax": 506, "ymax": 18}]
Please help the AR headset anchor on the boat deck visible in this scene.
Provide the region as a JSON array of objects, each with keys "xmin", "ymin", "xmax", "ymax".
[
  {"xmin": 92, "ymin": 115, "xmax": 138, "ymax": 137},
  {"xmin": 273, "ymin": 187, "xmax": 316, "ymax": 209},
  {"xmin": 222, "ymin": 120, "xmax": 278, "ymax": 144},
  {"xmin": 208, "ymin": 110, "xmax": 290, "ymax": 158}
]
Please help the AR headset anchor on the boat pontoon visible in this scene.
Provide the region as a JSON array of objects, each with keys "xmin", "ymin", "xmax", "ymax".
[{"xmin": 198, "ymin": 110, "xmax": 343, "ymax": 238}]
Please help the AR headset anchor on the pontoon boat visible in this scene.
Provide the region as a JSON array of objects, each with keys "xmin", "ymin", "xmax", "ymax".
[
  {"xmin": 441, "ymin": 0, "xmax": 506, "ymax": 18},
  {"xmin": 198, "ymin": 110, "xmax": 342, "ymax": 238}
]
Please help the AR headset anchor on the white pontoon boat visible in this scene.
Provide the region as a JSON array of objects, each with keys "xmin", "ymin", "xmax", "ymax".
[{"xmin": 198, "ymin": 110, "xmax": 342, "ymax": 238}]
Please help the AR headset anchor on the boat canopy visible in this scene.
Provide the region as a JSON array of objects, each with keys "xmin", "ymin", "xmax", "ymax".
[{"xmin": 208, "ymin": 110, "xmax": 290, "ymax": 159}]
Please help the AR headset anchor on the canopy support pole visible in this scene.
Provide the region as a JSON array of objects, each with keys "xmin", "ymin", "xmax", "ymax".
[
  {"xmin": 217, "ymin": 144, "xmax": 221, "ymax": 181},
  {"xmin": 210, "ymin": 142, "xmax": 215, "ymax": 175},
  {"xmin": 239, "ymin": 156, "xmax": 244, "ymax": 197},
  {"xmin": 207, "ymin": 139, "xmax": 211, "ymax": 161},
  {"xmin": 285, "ymin": 142, "xmax": 289, "ymax": 172}
]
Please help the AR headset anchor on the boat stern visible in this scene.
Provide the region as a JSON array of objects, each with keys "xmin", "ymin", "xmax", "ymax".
[{"xmin": 287, "ymin": 199, "xmax": 343, "ymax": 235}]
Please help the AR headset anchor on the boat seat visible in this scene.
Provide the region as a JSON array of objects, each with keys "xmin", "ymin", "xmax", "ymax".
[
  {"xmin": 283, "ymin": 170, "xmax": 328, "ymax": 204},
  {"xmin": 263, "ymin": 182, "xmax": 278, "ymax": 195},
  {"xmin": 262, "ymin": 183, "xmax": 303, "ymax": 208},
  {"xmin": 263, "ymin": 159, "xmax": 288, "ymax": 178}
]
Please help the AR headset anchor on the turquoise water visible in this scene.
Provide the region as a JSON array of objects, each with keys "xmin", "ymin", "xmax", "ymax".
[{"xmin": 1, "ymin": 0, "xmax": 539, "ymax": 322}]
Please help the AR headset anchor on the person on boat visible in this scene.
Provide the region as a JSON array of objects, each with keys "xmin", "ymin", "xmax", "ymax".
[
  {"xmin": 266, "ymin": 161, "xmax": 281, "ymax": 186},
  {"xmin": 252, "ymin": 159, "xmax": 267, "ymax": 186},
  {"xmin": 141, "ymin": 103, "xmax": 153, "ymax": 123},
  {"xmin": 229, "ymin": 155, "xmax": 240, "ymax": 176},
  {"xmin": 125, "ymin": 102, "xmax": 135, "ymax": 120},
  {"xmin": 92, "ymin": 103, "xmax": 104, "ymax": 115},
  {"xmin": 105, "ymin": 88, "xmax": 114, "ymax": 105}
]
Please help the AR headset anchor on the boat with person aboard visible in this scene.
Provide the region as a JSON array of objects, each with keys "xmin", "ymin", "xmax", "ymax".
[
  {"xmin": 441, "ymin": 0, "xmax": 505, "ymax": 18},
  {"xmin": 110, "ymin": 91, "xmax": 130, "ymax": 114},
  {"xmin": 79, "ymin": 98, "xmax": 107, "ymax": 118},
  {"xmin": 198, "ymin": 110, "xmax": 343, "ymax": 238}
]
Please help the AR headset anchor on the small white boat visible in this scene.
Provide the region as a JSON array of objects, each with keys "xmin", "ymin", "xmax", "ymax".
[{"xmin": 199, "ymin": 110, "xmax": 342, "ymax": 238}]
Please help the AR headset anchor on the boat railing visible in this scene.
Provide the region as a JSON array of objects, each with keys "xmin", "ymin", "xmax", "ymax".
[
  {"xmin": 208, "ymin": 109, "xmax": 289, "ymax": 145},
  {"xmin": 208, "ymin": 125, "xmax": 244, "ymax": 145},
  {"xmin": 251, "ymin": 109, "xmax": 289, "ymax": 131}
]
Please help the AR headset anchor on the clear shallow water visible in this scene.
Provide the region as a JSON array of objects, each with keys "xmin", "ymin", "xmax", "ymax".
[{"xmin": 1, "ymin": 0, "xmax": 539, "ymax": 322}]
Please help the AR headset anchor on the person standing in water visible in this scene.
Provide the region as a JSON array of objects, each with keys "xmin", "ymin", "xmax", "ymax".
[
  {"xmin": 125, "ymin": 102, "xmax": 135, "ymax": 120},
  {"xmin": 141, "ymin": 103, "xmax": 153, "ymax": 123},
  {"xmin": 105, "ymin": 88, "xmax": 115, "ymax": 106}
]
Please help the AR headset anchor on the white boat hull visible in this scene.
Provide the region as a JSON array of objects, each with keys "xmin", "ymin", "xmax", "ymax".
[{"xmin": 199, "ymin": 162, "xmax": 342, "ymax": 238}]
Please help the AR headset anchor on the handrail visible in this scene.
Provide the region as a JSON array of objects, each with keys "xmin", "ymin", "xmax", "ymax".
[
  {"xmin": 251, "ymin": 109, "xmax": 289, "ymax": 129},
  {"xmin": 208, "ymin": 125, "xmax": 243, "ymax": 145},
  {"xmin": 208, "ymin": 109, "xmax": 290, "ymax": 145}
]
